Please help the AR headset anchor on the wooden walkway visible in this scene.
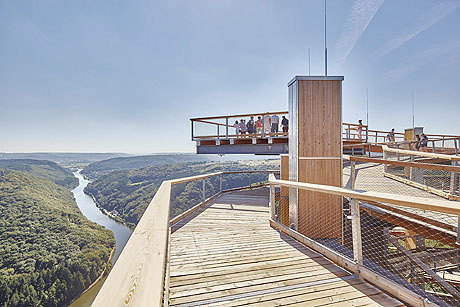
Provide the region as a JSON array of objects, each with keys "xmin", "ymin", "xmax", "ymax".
[{"xmin": 169, "ymin": 188, "xmax": 404, "ymax": 306}]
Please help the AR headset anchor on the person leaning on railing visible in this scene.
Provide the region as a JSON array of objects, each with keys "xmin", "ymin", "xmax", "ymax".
[
  {"xmin": 415, "ymin": 134, "xmax": 421, "ymax": 151},
  {"xmin": 386, "ymin": 128, "xmax": 395, "ymax": 142},
  {"xmin": 234, "ymin": 120, "xmax": 240, "ymax": 138},
  {"xmin": 247, "ymin": 116, "xmax": 255, "ymax": 136},
  {"xmin": 357, "ymin": 120, "xmax": 363, "ymax": 139},
  {"xmin": 256, "ymin": 116, "xmax": 263, "ymax": 135},
  {"xmin": 420, "ymin": 133, "xmax": 428, "ymax": 150},
  {"xmin": 271, "ymin": 114, "xmax": 279, "ymax": 133}
]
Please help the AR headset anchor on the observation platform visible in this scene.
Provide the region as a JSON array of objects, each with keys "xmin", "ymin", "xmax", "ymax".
[{"xmin": 169, "ymin": 188, "xmax": 404, "ymax": 306}]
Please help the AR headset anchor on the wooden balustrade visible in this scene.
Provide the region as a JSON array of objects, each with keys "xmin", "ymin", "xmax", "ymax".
[{"xmin": 92, "ymin": 170, "xmax": 279, "ymax": 307}]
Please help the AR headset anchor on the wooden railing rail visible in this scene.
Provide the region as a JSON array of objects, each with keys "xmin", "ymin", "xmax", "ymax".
[
  {"xmin": 92, "ymin": 170, "xmax": 279, "ymax": 307},
  {"xmin": 344, "ymin": 155, "xmax": 460, "ymax": 173},
  {"xmin": 383, "ymin": 145, "xmax": 460, "ymax": 161}
]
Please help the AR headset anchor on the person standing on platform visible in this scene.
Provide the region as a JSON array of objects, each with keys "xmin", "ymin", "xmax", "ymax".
[
  {"xmin": 281, "ymin": 116, "xmax": 289, "ymax": 133},
  {"xmin": 386, "ymin": 129, "xmax": 395, "ymax": 142},
  {"xmin": 357, "ymin": 120, "xmax": 363, "ymax": 140},
  {"xmin": 271, "ymin": 114, "xmax": 279, "ymax": 134},
  {"xmin": 420, "ymin": 133, "xmax": 428, "ymax": 150},
  {"xmin": 234, "ymin": 120, "xmax": 240, "ymax": 138},
  {"xmin": 415, "ymin": 134, "xmax": 421, "ymax": 150},
  {"xmin": 247, "ymin": 116, "xmax": 255, "ymax": 136},
  {"xmin": 239, "ymin": 119, "xmax": 247, "ymax": 137},
  {"xmin": 256, "ymin": 116, "xmax": 263, "ymax": 135}
]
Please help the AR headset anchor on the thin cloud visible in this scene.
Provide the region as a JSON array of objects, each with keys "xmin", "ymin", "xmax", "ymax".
[
  {"xmin": 335, "ymin": 0, "xmax": 384, "ymax": 67},
  {"xmin": 376, "ymin": 0, "xmax": 460, "ymax": 59},
  {"xmin": 382, "ymin": 40, "xmax": 460, "ymax": 81}
]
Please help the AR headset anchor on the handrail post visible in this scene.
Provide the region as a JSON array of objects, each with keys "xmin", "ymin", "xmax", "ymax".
[
  {"xmin": 365, "ymin": 126, "xmax": 368, "ymax": 143},
  {"xmin": 220, "ymin": 174, "xmax": 223, "ymax": 192},
  {"xmin": 410, "ymin": 155, "xmax": 415, "ymax": 181},
  {"xmin": 432, "ymin": 140, "xmax": 436, "ymax": 153},
  {"xmin": 225, "ymin": 117, "xmax": 229, "ymax": 139},
  {"xmin": 351, "ymin": 160, "xmax": 356, "ymax": 190},
  {"xmin": 350, "ymin": 198, "xmax": 363, "ymax": 265},
  {"xmin": 217, "ymin": 125, "xmax": 219, "ymax": 139},
  {"xmin": 270, "ymin": 183, "xmax": 276, "ymax": 220},
  {"xmin": 262, "ymin": 115, "xmax": 265, "ymax": 138},
  {"xmin": 202, "ymin": 179, "xmax": 206, "ymax": 201},
  {"xmin": 455, "ymin": 138, "xmax": 459, "ymax": 156},
  {"xmin": 191, "ymin": 120, "xmax": 194, "ymax": 141}
]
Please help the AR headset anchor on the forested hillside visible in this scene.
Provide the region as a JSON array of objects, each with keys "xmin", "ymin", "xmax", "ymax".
[
  {"xmin": 85, "ymin": 160, "xmax": 278, "ymax": 228},
  {"xmin": 0, "ymin": 169, "xmax": 115, "ymax": 307},
  {"xmin": 0, "ymin": 159, "xmax": 78, "ymax": 189},
  {"xmin": 81, "ymin": 154, "xmax": 210, "ymax": 179}
]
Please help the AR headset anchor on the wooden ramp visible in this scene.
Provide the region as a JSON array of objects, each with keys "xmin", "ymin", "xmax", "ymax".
[{"xmin": 169, "ymin": 188, "xmax": 404, "ymax": 306}]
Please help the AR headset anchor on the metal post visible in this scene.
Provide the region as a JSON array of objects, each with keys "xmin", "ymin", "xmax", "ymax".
[
  {"xmin": 368, "ymin": 144, "xmax": 371, "ymax": 157},
  {"xmin": 455, "ymin": 138, "xmax": 459, "ymax": 156},
  {"xmin": 191, "ymin": 120, "xmax": 194, "ymax": 141},
  {"xmin": 220, "ymin": 174, "xmax": 223, "ymax": 192},
  {"xmin": 270, "ymin": 184, "xmax": 276, "ymax": 220},
  {"xmin": 442, "ymin": 136, "xmax": 445, "ymax": 149},
  {"xmin": 351, "ymin": 161, "xmax": 356, "ymax": 190},
  {"xmin": 383, "ymin": 151, "xmax": 388, "ymax": 173},
  {"xmin": 348, "ymin": 124, "xmax": 351, "ymax": 139},
  {"xmin": 217, "ymin": 125, "xmax": 220, "ymax": 139},
  {"xmin": 225, "ymin": 118, "xmax": 229, "ymax": 139},
  {"xmin": 202, "ymin": 179, "xmax": 206, "ymax": 201},
  {"xmin": 432, "ymin": 140, "xmax": 436, "ymax": 153},
  {"xmin": 365, "ymin": 126, "xmax": 368, "ymax": 143},
  {"xmin": 450, "ymin": 161, "xmax": 457, "ymax": 195},
  {"xmin": 350, "ymin": 198, "xmax": 363, "ymax": 265},
  {"xmin": 410, "ymin": 155, "xmax": 415, "ymax": 181},
  {"xmin": 375, "ymin": 131, "xmax": 378, "ymax": 143},
  {"xmin": 262, "ymin": 116, "xmax": 265, "ymax": 138}
]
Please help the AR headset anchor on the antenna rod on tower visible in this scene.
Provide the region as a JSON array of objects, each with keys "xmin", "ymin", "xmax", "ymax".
[
  {"xmin": 366, "ymin": 88, "xmax": 369, "ymax": 127},
  {"xmin": 324, "ymin": 0, "xmax": 328, "ymax": 76},
  {"xmin": 412, "ymin": 90, "xmax": 415, "ymax": 130}
]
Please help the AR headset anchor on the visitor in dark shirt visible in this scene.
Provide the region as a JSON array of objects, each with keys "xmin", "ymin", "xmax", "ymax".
[{"xmin": 281, "ymin": 116, "xmax": 288, "ymax": 133}]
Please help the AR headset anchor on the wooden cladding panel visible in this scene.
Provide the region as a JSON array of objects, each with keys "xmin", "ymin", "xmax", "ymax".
[
  {"xmin": 281, "ymin": 155, "xmax": 290, "ymax": 226},
  {"xmin": 297, "ymin": 80, "xmax": 342, "ymax": 157},
  {"xmin": 298, "ymin": 159, "xmax": 342, "ymax": 239}
]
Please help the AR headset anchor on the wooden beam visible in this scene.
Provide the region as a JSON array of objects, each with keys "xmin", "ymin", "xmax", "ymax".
[
  {"xmin": 345, "ymin": 155, "xmax": 460, "ymax": 173},
  {"xmin": 269, "ymin": 178, "xmax": 460, "ymax": 216},
  {"xmin": 383, "ymin": 145, "xmax": 460, "ymax": 161},
  {"xmin": 190, "ymin": 111, "xmax": 288, "ymax": 121}
]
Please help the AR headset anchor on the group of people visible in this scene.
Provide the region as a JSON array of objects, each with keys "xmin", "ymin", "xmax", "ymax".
[
  {"xmin": 234, "ymin": 114, "xmax": 288, "ymax": 137},
  {"xmin": 415, "ymin": 133, "xmax": 429, "ymax": 150}
]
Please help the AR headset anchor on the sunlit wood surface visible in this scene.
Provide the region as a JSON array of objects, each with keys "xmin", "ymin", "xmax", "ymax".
[{"xmin": 169, "ymin": 188, "xmax": 404, "ymax": 306}]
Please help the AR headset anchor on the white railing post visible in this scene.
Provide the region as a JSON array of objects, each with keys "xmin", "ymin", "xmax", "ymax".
[
  {"xmin": 191, "ymin": 120, "xmax": 194, "ymax": 141},
  {"xmin": 225, "ymin": 118, "xmax": 229, "ymax": 139},
  {"xmin": 350, "ymin": 198, "xmax": 363, "ymax": 265},
  {"xmin": 410, "ymin": 155, "xmax": 415, "ymax": 181},
  {"xmin": 202, "ymin": 179, "xmax": 206, "ymax": 201},
  {"xmin": 351, "ymin": 160, "xmax": 356, "ymax": 190},
  {"xmin": 262, "ymin": 115, "xmax": 265, "ymax": 138},
  {"xmin": 220, "ymin": 174, "xmax": 223, "ymax": 192},
  {"xmin": 270, "ymin": 184, "xmax": 276, "ymax": 220}
]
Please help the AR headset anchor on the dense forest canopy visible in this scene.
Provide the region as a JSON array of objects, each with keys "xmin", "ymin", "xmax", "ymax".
[
  {"xmin": 85, "ymin": 160, "xmax": 279, "ymax": 228},
  {"xmin": 0, "ymin": 159, "xmax": 78, "ymax": 189},
  {"xmin": 81, "ymin": 154, "xmax": 210, "ymax": 179},
  {"xmin": 0, "ymin": 169, "xmax": 115, "ymax": 307}
]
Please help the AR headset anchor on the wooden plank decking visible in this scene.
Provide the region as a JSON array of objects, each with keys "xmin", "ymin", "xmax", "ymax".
[{"xmin": 169, "ymin": 188, "xmax": 404, "ymax": 306}]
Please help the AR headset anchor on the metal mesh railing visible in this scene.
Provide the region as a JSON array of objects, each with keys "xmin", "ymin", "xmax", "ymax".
[{"xmin": 271, "ymin": 157, "xmax": 460, "ymax": 306}]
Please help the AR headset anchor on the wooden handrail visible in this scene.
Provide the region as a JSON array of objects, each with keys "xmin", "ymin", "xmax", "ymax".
[
  {"xmin": 93, "ymin": 170, "xmax": 279, "ymax": 307},
  {"xmin": 269, "ymin": 178, "xmax": 460, "ymax": 216},
  {"xmin": 344, "ymin": 155, "xmax": 460, "ymax": 172},
  {"xmin": 92, "ymin": 180, "xmax": 172, "ymax": 306},
  {"xmin": 191, "ymin": 111, "xmax": 288, "ymax": 121},
  {"xmin": 382, "ymin": 145, "xmax": 460, "ymax": 161}
]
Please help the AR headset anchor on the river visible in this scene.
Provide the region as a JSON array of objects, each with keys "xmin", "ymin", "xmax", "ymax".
[{"xmin": 69, "ymin": 170, "xmax": 133, "ymax": 307}]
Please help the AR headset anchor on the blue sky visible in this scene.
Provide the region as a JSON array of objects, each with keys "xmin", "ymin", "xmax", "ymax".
[{"xmin": 1, "ymin": 0, "xmax": 459, "ymax": 153}]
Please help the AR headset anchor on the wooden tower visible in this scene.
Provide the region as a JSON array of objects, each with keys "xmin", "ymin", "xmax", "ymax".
[{"xmin": 288, "ymin": 76, "xmax": 344, "ymax": 239}]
